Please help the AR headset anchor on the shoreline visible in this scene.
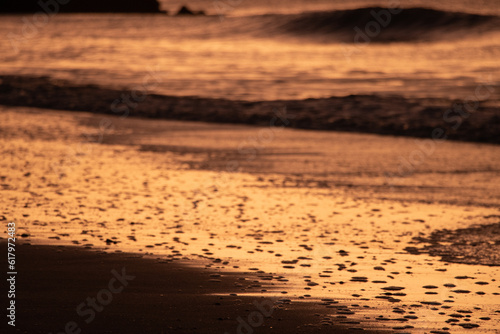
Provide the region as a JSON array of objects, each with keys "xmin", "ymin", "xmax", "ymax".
[
  {"xmin": 2, "ymin": 107, "xmax": 499, "ymax": 333},
  {"xmin": 1, "ymin": 241, "xmax": 386, "ymax": 334},
  {"xmin": 1, "ymin": 75, "xmax": 499, "ymax": 144}
]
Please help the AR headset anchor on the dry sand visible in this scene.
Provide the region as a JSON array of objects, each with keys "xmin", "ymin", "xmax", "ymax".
[{"xmin": 1, "ymin": 107, "xmax": 500, "ymax": 333}]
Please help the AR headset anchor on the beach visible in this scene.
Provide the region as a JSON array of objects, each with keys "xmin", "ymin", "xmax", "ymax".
[
  {"xmin": 1, "ymin": 0, "xmax": 500, "ymax": 332},
  {"xmin": 9, "ymin": 243, "xmax": 392, "ymax": 334},
  {"xmin": 1, "ymin": 107, "xmax": 499, "ymax": 333}
]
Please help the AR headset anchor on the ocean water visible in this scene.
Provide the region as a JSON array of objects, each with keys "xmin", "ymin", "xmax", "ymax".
[
  {"xmin": 0, "ymin": 0, "xmax": 499, "ymax": 101},
  {"xmin": 157, "ymin": 0, "xmax": 500, "ymax": 16}
]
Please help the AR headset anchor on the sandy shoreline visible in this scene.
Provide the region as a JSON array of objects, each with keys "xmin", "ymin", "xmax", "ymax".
[
  {"xmin": 2, "ymin": 2, "xmax": 500, "ymax": 332},
  {"xmin": 2, "ymin": 241, "xmax": 389, "ymax": 334},
  {"xmin": 1, "ymin": 107, "xmax": 500, "ymax": 333}
]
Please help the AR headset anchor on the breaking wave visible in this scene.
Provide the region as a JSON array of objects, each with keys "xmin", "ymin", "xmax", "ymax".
[{"xmin": 274, "ymin": 7, "xmax": 500, "ymax": 42}]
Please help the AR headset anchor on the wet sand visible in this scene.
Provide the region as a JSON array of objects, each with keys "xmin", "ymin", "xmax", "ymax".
[
  {"xmin": 1, "ymin": 107, "xmax": 500, "ymax": 333},
  {"xmin": 3, "ymin": 242, "xmax": 388, "ymax": 334},
  {"xmin": 407, "ymin": 222, "xmax": 500, "ymax": 266}
]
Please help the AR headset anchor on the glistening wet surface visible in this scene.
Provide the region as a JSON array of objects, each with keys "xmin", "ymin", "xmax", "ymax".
[{"xmin": 1, "ymin": 107, "xmax": 499, "ymax": 333}]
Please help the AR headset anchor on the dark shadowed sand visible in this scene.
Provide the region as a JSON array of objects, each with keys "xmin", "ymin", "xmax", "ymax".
[
  {"xmin": 406, "ymin": 222, "xmax": 500, "ymax": 266},
  {"xmin": 2, "ymin": 242, "xmax": 388, "ymax": 334}
]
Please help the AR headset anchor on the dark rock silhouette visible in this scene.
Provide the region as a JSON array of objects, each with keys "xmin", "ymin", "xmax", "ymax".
[
  {"xmin": 1, "ymin": 0, "xmax": 164, "ymax": 13},
  {"xmin": 175, "ymin": 5, "xmax": 205, "ymax": 16}
]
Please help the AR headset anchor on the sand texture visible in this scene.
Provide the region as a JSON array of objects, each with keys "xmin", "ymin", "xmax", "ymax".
[{"xmin": 1, "ymin": 107, "xmax": 499, "ymax": 333}]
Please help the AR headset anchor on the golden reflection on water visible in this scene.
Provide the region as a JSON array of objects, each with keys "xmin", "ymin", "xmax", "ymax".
[{"xmin": 0, "ymin": 15, "xmax": 499, "ymax": 101}]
